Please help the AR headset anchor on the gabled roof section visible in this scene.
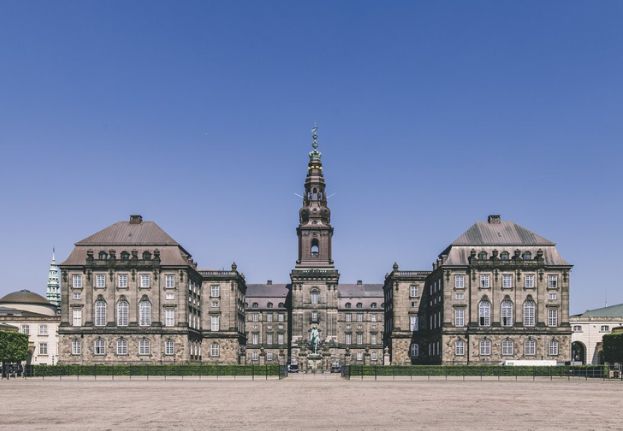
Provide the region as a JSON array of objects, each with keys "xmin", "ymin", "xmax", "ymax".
[
  {"xmin": 452, "ymin": 217, "xmax": 555, "ymax": 246},
  {"xmin": 572, "ymin": 303, "xmax": 623, "ymax": 318},
  {"xmin": 76, "ymin": 218, "xmax": 179, "ymax": 246}
]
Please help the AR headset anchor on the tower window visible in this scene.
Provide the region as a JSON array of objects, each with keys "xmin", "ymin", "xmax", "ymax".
[{"xmin": 311, "ymin": 239, "xmax": 320, "ymax": 257}]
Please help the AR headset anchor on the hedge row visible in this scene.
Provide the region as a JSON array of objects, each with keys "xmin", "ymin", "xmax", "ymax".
[
  {"xmin": 28, "ymin": 364, "xmax": 281, "ymax": 377},
  {"xmin": 347, "ymin": 365, "xmax": 607, "ymax": 377}
]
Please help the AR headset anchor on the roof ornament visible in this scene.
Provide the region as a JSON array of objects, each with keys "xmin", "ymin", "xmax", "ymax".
[{"xmin": 309, "ymin": 123, "xmax": 322, "ymax": 160}]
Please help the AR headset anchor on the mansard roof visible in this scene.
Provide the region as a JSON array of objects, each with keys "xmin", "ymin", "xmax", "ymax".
[
  {"xmin": 338, "ymin": 283, "xmax": 383, "ymax": 298},
  {"xmin": 452, "ymin": 217, "xmax": 555, "ymax": 246},
  {"xmin": 571, "ymin": 303, "xmax": 623, "ymax": 318},
  {"xmin": 246, "ymin": 284, "xmax": 290, "ymax": 298},
  {"xmin": 76, "ymin": 217, "xmax": 179, "ymax": 246}
]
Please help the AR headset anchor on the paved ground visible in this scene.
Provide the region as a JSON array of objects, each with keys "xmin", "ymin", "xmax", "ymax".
[{"xmin": 1, "ymin": 376, "xmax": 621, "ymax": 430}]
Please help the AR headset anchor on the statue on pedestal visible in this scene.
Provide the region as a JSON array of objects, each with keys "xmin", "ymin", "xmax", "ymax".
[{"xmin": 309, "ymin": 326, "xmax": 320, "ymax": 354}]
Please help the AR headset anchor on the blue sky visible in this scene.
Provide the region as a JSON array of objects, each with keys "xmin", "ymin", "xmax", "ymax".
[{"xmin": 0, "ymin": 1, "xmax": 621, "ymax": 313}]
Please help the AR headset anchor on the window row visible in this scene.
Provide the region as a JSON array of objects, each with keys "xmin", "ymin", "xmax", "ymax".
[
  {"xmin": 73, "ymin": 273, "xmax": 177, "ymax": 289},
  {"xmin": 454, "ymin": 273, "xmax": 559, "ymax": 289},
  {"xmin": 72, "ymin": 301, "xmax": 176, "ymax": 327},
  {"xmin": 71, "ymin": 338, "xmax": 176, "ymax": 356},
  {"xmin": 471, "ymin": 338, "xmax": 559, "ymax": 357},
  {"xmin": 248, "ymin": 312, "xmax": 286, "ymax": 322},
  {"xmin": 344, "ymin": 312, "xmax": 380, "ymax": 323},
  {"xmin": 472, "ymin": 300, "xmax": 558, "ymax": 327},
  {"xmin": 19, "ymin": 324, "xmax": 49, "ymax": 336},
  {"xmin": 343, "ymin": 333, "xmax": 380, "ymax": 345}
]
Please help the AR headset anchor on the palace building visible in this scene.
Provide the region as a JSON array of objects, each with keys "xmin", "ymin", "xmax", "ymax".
[{"xmin": 57, "ymin": 129, "xmax": 572, "ymax": 367}]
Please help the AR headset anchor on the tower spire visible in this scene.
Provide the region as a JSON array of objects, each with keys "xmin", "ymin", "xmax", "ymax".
[{"xmin": 309, "ymin": 123, "xmax": 321, "ymax": 161}]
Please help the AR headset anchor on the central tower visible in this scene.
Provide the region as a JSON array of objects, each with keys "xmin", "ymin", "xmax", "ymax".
[{"xmin": 290, "ymin": 127, "xmax": 340, "ymax": 367}]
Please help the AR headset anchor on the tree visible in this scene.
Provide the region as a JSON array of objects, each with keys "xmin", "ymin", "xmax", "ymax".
[
  {"xmin": 0, "ymin": 331, "xmax": 29, "ymax": 363},
  {"xmin": 602, "ymin": 332, "xmax": 623, "ymax": 364}
]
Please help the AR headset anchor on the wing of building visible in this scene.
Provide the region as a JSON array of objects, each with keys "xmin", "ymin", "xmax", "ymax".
[{"xmin": 570, "ymin": 303, "xmax": 623, "ymax": 365}]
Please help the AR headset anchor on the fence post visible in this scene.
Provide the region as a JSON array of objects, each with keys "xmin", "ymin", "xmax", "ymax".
[
  {"xmin": 252, "ymin": 364, "xmax": 255, "ymax": 381},
  {"xmin": 265, "ymin": 364, "xmax": 268, "ymax": 381},
  {"xmin": 361, "ymin": 366, "xmax": 364, "ymax": 381},
  {"xmin": 374, "ymin": 366, "xmax": 377, "ymax": 381}
]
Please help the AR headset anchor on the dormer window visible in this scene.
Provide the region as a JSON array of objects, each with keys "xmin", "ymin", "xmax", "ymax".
[
  {"xmin": 356, "ymin": 303, "xmax": 363, "ymax": 309},
  {"xmin": 98, "ymin": 251, "xmax": 108, "ymax": 260},
  {"xmin": 142, "ymin": 251, "xmax": 152, "ymax": 260},
  {"xmin": 500, "ymin": 251, "xmax": 510, "ymax": 260},
  {"xmin": 120, "ymin": 251, "xmax": 130, "ymax": 261},
  {"xmin": 345, "ymin": 302, "xmax": 352, "ymax": 309},
  {"xmin": 522, "ymin": 251, "xmax": 532, "ymax": 260},
  {"xmin": 478, "ymin": 251, "xmax": 488, "ymax": 260}
]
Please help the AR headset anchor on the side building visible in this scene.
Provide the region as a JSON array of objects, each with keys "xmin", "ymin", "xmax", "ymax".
[
  {"xmin": 388, "ymin": 215, "xmax": 572, "ymax": 365},
  {"xmin": 570, "ymin": 303, "xmax": 623, "ymax": 365},
  {"xmin": 58, "ymin": 214, "xmax": 246, "ymax": 364},
  {"xmin": 245, "ymin": 281, "xmax": 290, "ymax": 364}
]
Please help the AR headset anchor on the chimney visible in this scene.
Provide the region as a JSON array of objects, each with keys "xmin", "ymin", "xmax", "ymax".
[
  {"xmin": 129, "ymin": 214, "xmax": 143, "ymax": 224},
  {"xmin": 487, "ymin": 214, "xmax": 501, "ymax": 224},
  {"xmin": 267, "ymin": 280, "xmax": 272, "ymax": 285}
]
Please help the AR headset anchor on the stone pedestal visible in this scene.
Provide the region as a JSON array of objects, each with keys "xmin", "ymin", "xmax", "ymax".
[
  {"xmin": 307, "ymin": 353, "xmax": 322, "ymax": 373},
  {"xmin": 383, "ymin": 347, "xmax": 390, "ymax": 366},
  {"xmin": 298, "ymin": 352, "xmax": 308, "ymax": 373}
]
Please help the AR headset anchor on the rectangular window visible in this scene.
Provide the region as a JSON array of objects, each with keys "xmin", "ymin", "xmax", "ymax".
[
  {"xmin": 266, "ymin": 313, "xmax": 273, "ymax": 322},
  {"xmin": 345, "ymin": 333, "xmax": 352, "ymax": 345},
  {"xmin": 409, "ymin": 285, "xmax": 418, "ymax": 298},
  {"xmin": 166, "ymin": 292, "xmax": 175, "ymax": 300},
  {"xmin": 165, "ymin": 340, "xmax": 175, "ymax": 355},
  {"xmin": 600, "ymin": 325, "xmax": 609, "ymax": 332},
  {"xmin": 356, "ymin": 352, "xmax": 363, "ymax": 361},
  {"xmin": 165, "ymin": 274, "xmax": 175, "ymax": 289},
  {"xmin": 549, "ymin": 340, "xmax": 559, "ymax": 356},
  {"xmin": 72, "ymin": 274, "xmax": 82, "ymax": 289},
  {"xmin": 524, "ymin": 274, "xmax": 535, "ymax": 289},
  {"xmin": 39, "ymin": 342, "xmax": 48, "ymax": 355},
  {"xmin": 455, "ymin": 340, "xmax": 465, "ymax": 356},
  {"xmin": 356, "ymin": 313, "xmax": 363, "ymax": 322},
  {"xmin": 480, "ymin": 274, "xmax": 490, "ymax": 289},
  {"xmin": 371, "ymin": 352, "xmax": 377, "ymax": 361},
  {"xmin": 356, "ymin": 333, "xmax": 363, "ymax": 345},
  {"xmin": 311, "ymin": 311, "xmax": 319, "ymax": 322},
  {"xmin": 548, "ymin": 308, "xmax": 558, "ymax": 327},
  {"xmin": 266, "ymin": 333, "xmax": 273, "ymax": 345},
  {"xmin": 547, "ymin": 275, "xmax": 558, "ymax": 289},
  {"xmin": 118, "ymin": 274, "xmax": 128, "ymax": 288},
  {"xmin": 39, "ymin": 324, "xmax": 48, "ymax": 336},
  {"xmin": 277, "ymin": 333, "xmax": 284, "ymax": 345},
  {"xmin": 139, "ymin": 339, "xmax": 150, "ymax": 355},
  {"xmin": 277, "ymin": 313, "xmax": 284, "ymax": 322},
  {"xmin": 251, "ymin": 351, "xmax": 259, "ymax": 361},
  {"xmin": 72, "ymin": 291, "xmax": 81, "ymax": 300},
  {"xmin": 410, "ymin": 315, "xmax": 419, "ymax": 331},
  {"xmin": 95, "ymin": 274, "xmax": 106, "ymax": 288},
  {"xmin": 252, "ymin": 313, "xmax": 258, "ymax": 322},
  {"xmin": 455, "ymin": 274, "xmax": 465, "ymax": 289},
  {"xmin": 371, "ymin": 334, "xmax": 377, "ymax": 345},
  {"xmin": 71, "ymin": 339, "xmax": 81, "ymax": 355},
  {"xmin": 454, "ymin": 291, "xmax": 465, "ymax": 300},
  {"xmin": 72, "ymin": 309, "xmax": 82, "ymax": 327},
  {"xmin": 165, "ymin": 309, "xmax": 175, "ymax": 327},
  {"xmin": 267, "ymin": 352, "xmax": 273, "ymax": 361},
  {"xmin": 211, "ymin": 285, "xmax": 220, "ymax": 298},
  {"xmin": 210, "ymin": 343, "xmax": 220, "ymax": 357},
  {"xmin": 140, "ymin": 274, "xmax": 151, "ymax": 288},
  {"xmin": 252, "ymin": 332, "xmax": 259, "ymax": 345},
  {"xmin": 117, "ymin": 339, "xmax": 128, "ymax": 355},
  {"xmin": 345, "ymin": 313, "xmax": 352, "ymax": 322},
  {"xmin": 502, "ymin": 274, "xmax": 513, "ymax": 289},
  {"xmin": 548, "ymin": 292, "xmax": 557, "ymax": 301},
  {"xmin": 370, "ymin": 313, "xmax": 377, "ymax": 323},
  {"xmin": 454, "ymin": 308, "xmax": 465, "ymax": 327},
  {"xmin": 211, "ymin": 316, "xmax": 220, "ymax": 332}
]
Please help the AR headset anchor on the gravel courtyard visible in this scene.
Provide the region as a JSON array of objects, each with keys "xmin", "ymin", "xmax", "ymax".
[{"xmin": 1, "ymin": 376, "xmax": 621, "ymax": 430}]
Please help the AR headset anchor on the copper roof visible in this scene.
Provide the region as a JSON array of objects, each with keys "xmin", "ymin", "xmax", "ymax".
[{"xmin": 571, "ymin": 303, "xmax": 623, "ymax": 318}]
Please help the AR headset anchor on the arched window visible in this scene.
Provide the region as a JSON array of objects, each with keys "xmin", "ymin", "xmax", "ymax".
[
  {"xmin": 210, "ymin": 343, "xmax": 220, "ymax": 357},
  {"xmin": 356, "ymin": 303, "xmax": 363, "ymax": 309},
  {"xmin": 94, "ymin": 337, "xmax": 106, "ymax": 355},
  {"xmin": 139, "ymin": 299, "xmax": 152, "ymax": 326},
  {"xmin": 252, "ymin": 302, "xmax": 259, "ymax": 308},
  {"xmin": 117, "ymin": 300, "xmax": 129, "ymax": 326},
  {"xmin": 502, "ymin": 339, "xmax": 513, "ymax": 356},
  {"xmin": 139, "ymin": 338, "xmax": 150, "ymax": 355},
  {"xmin": 311, "ymin": 289, "xmax": 320, "ymax": 305},
  {"xmin": 120, "ymin": 251, "xmax": 130, "ymax": 261},
  {"xmin": 522, "ymin": 251, "xmax": 532, "ymax": 260},
  {"xmin": 500, "ymin": 251, "xmax": 510, "ymax": 260},
  {"xmin": 116, "ymin": 338, "xmax": 128, "ymax": 355},
  {"xmin": 345, "ymin": 302, "xmax": 352, "ymax": 309},
  {"xmin": 478, "ymin": 300, "xmax": 491, "ymax": 326},
  {"xmin": 267, "ymin": 302, "xmax": 273, "ymax": 309},
  {"xmin": 370, "ymin": 302, "xmax": 377, "ymax": 309},
  {"xmin": 311, "ymin": 239, "xmax": 320, "ymax": 257},
  {"xmin": 142, "ymin": 251, "xmax": 152, "ymax": 260},
  {"xmin": 501, "ymin": 299, "xmax": 513, "ymax": 327},
  {"xmin": 98, "ymin": 251, "xmax": 108, "ymax": 260},
  {"xmin": 524, "ymin": 338, "xmax": 536, "ymax": 356},
  {"xmin": 455, "ymin": 339, "xmax": 465, "ymax": 356},
  {"xmin": 278, "ymin": 302, "xmax": 284, "ymax": 308},
  {"xmin": 480, "ymin": 339, "xmax": 491, "ymax": 356},
  {"xmin": 523, "ymin": 299, "xmax": 536, "ymax": 327},
  {"xmin": 478, "ymin": 251, "xmax": 488, "ymax": 260},
  {"xmin": 95, "ymin": 300, "xmax": 106, "ymax": 326},
  {"xmin": 312, "ymin": 187, "xmax": 318, "ymax": 200},
  {"xmin": 549, "ymin": 339, "xmax": 559, "ymax": 356}
]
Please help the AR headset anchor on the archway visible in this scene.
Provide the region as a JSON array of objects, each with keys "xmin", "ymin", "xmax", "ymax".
[{"xmin": 571, "ymin": 341, "xmax": 586, "ymax": 364}]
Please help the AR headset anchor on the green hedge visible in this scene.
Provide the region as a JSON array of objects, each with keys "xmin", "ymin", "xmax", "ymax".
[
  {"xmin": 348, "ymin": 365, "xmax": 607, "ymax": 377},
  {"xmin": 28, "ymin": 364, "xmax": 281, "ymax": 377}
]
